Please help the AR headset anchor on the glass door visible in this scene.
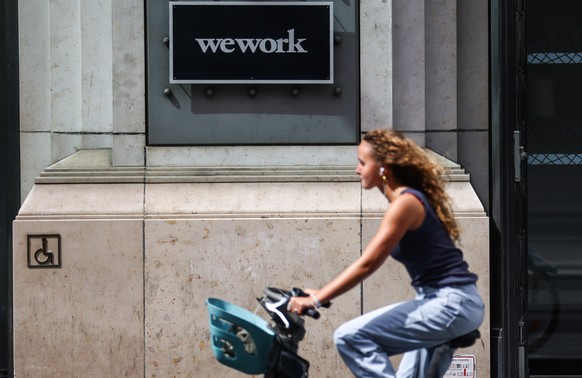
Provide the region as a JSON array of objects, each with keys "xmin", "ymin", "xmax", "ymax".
[{"xmin": 526, "ymin": 0, "xmax": 582, "ymax": 374}]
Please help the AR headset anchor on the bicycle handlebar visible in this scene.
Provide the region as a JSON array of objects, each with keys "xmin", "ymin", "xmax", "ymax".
[
  {"xmin": 290, "ymin": 287, "xmax": 331, "ymax": 319},
  {"xmin": 260, "ymin": 287, "xmax": 331, "ymax": 326}
]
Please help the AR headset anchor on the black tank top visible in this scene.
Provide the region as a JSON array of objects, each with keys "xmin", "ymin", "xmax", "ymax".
[{"xmin": 390, "ymin": 188, "xmax": 478, "ymax": 287}]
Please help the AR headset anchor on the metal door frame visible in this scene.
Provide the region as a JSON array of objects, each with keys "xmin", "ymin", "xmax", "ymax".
[{"xmin": 490, "ymin": 0, "xmax": 528, "ymax": 376}]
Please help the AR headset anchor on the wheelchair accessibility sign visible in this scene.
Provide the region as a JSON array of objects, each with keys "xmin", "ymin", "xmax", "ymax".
[
  {"xmin": 444, "ymin": 354, "xmax": 476, "ymax": 377},
  {"xmin": 27, "ymin": 234, "xmax": 62, "ymax": 269}
]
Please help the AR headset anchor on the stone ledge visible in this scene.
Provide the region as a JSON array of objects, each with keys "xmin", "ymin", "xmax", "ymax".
[
  {"xmin": 36, "ymin": 149, "xmax": 471, "ymax": 184},
  {"xmin": 20, "ymin": 149, "xmax": 484, "ymax": 220}
]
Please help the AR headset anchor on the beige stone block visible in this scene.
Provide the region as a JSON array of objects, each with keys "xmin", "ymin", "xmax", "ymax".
[
  {"xmin": 457, "ymin": 217, "xmax": 490, "ymax": 377},
  {"xmin": 145, "ymin": 182, "xmax": 361, "ymax": 216},
  {"xmin": 145, "ymin": 146, "xmax": 357, "ymax": 167},
  {"xmin": 446, "ymin": 181, "xmax": 486, "ymax": 215},
  {"xmin": 13, "ymin": 219, "xmax": 144, "ymax": 377},
  {"xmin": 20, "ymin": 132, "xmax": 53, "ymax": 202},
  {"xmin": 113, "ymin": 134, "xmax": 146, "ymax": 167},
  {"xmin": 144, "ymin": 218, "xmax": 359, "ymax": 377},
  {"xmin": 18, "ymin": 184, "xmax": 144, "ymax": 218}
]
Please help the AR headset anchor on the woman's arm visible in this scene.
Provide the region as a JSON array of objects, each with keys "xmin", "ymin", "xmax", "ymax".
[{"xmin": 290, "ymin": 193, "xmax": 424, "ymax": 313}]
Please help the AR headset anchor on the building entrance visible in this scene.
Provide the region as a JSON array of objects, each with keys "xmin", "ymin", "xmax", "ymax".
[{"xmin": 526, "ymin": 0, "xmax": 582, "ymax": 375}]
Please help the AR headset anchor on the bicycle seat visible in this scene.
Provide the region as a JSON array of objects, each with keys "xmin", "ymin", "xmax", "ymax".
[
  {"xmin": 447, "ymin": 329, "xmax": 480, "ymax": 349},
  {"xmin": 427, "ymin": 330, "xmax": 481, "ymax": 377}
]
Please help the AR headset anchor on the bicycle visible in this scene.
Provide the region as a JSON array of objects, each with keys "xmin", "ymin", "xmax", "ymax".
[
  {"xmin": 206, "ymin": 287, "xmax": 480, "ymax": 377},
  {"xmin": 206, "ymin": 287, "xmax": 328, "ymax": 377}
]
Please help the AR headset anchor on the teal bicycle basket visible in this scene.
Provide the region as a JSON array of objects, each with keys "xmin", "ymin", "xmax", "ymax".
[{"xmin": 206, "ymin": 297, "xmax": 276, "ymax": 375}]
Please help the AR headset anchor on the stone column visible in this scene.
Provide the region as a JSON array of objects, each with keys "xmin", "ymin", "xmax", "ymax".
[
  {"xmin": 457, "ymin": 0, "xmax": 490, "ymax": 209},
  {"xmin": 18, "ymin": 0, "xmax": 147, "ymax": 200},
  {"xmin": 425, "ymin": 0, "xmax": 458, "ymax": 161},
  {"xmin": 392, "ymin": 1, "xmax": 426, "ymax": 146},
  {"xmin": 112, "ymin": 0, "xmax": 146, "ymax": 167},
  {"xmin": 360, "ymin": 1, "xmax": 393, "ymax": 132}
]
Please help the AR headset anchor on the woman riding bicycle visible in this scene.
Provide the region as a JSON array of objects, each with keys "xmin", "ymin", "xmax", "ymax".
[{"xmin": 289, "ymin": 129, "xmax": 484, "ymax": 377}]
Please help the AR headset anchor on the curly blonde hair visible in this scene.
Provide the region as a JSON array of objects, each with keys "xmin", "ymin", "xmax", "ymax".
[{"xmin": 363, "ymin": 129, "xmax": 460, "ymax": 241}]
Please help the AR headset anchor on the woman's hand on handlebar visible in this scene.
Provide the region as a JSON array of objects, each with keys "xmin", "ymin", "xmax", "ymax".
[{"xmin": 287, "ymin": 289, "xmax": 318, "ymax": 316}]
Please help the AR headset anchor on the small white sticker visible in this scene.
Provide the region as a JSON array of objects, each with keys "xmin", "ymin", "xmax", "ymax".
[{"xmin": 444, "ymin": 354, "xmax": 476, "ymax": 377}]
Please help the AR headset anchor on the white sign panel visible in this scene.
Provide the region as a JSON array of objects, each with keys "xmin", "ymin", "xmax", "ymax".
[{"xmin": 444, "ymin": 354, "xmax": 476, "ymax": 377}]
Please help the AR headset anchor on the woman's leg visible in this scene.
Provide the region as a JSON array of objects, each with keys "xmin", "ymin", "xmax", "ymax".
[
  {"xmin": 400, "ymin": 284, "xmax": 484, "ymax": 378},
  {"xmin": 334, "ymin": 299, "xmax": 447, "ymax": 377},
  {"xmin": 334, "ymin": 302, "xmax": 406, "ymax": 377},
  {"xmin": 333, "ymin": 284, "xmax": 484, "ymax": 378}
]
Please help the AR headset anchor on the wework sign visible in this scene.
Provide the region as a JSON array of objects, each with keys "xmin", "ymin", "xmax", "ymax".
[{"xmin": 169, "ymin": 1, "xmax": 333, "ymax": 84}]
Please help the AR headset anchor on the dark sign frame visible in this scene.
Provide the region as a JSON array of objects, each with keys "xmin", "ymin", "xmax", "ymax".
[{"xmin": 169, "ymin": 1, "xmax": 333, "ymax": 84}]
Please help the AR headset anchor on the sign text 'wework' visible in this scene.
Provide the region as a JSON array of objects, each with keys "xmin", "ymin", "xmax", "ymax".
[{"xmin": 170, "ymin": 2, "xmax": 333, "ymax": 84}]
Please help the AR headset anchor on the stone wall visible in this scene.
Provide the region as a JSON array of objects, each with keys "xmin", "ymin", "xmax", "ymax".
[
  {"xmin": 15, "ymin": 1, "xmax": 490, "ymax": 376},
  {"xmin": 13, "ymin": 150, "xmax": 489, "ymax": 377}
]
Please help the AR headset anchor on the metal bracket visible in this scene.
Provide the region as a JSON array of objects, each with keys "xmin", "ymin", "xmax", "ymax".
[{"xmin": 514, "ymin": 130, "xmax": 526, "ymax": 182}]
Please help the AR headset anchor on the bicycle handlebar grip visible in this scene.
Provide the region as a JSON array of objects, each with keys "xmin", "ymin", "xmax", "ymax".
[
  {"xmin": 291, "ymin": 287, "xmax": 332, "ymax": 311},
  {"xmin": 305, "ymin": 308, "xmax": 321, "ymax": 319}
]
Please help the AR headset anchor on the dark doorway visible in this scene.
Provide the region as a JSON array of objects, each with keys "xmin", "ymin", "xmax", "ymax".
[
  {"xmin": 526, "ymin": 0, "xmax": 582, "ymax": 375},
  {"xmin": 0, "ymin": 0, "xmax": 19, "ymax": 376},
  {"xmin": 490, "ymin": 0, "xmax": 528, "ymax": 375}
]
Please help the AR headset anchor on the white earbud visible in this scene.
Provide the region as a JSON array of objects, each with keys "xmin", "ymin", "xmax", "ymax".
[{"xmin": 380, "ymin": 167, "xmax": 385, "ymax": 176}]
